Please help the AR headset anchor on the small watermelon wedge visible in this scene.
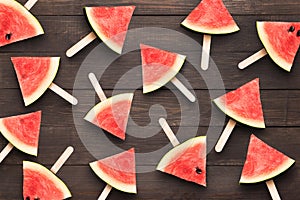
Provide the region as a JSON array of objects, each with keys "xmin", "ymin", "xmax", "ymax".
[
  {"xmin": 85, "ymin": 6, "xmax": 135, "ymax": 54},
  {"xmin": 257, "ymin": 21, "xmax": 300, "ymax": 72},
  {"xmin": 140, "ymin": 44, "xmax": 186, "ymax": 93},
  {"xmin": 11, "ymin": 57, "xmax": 60, "ymax": 106},
  {"xmin": 90, "ymin": 148, "xmax": 137, "ymax": 193},
  {"xmin": 240, "ymin": 134, "xmax": 295, "ymax": 183},
  {"xmin": 84, "ymin": 93, "xmax": 133, "ymax": 140},
  {"xmin": 157, "ymin": 136, "xmax": 206, "ymax": 186},
  {"xmin": 213, "ymin": 78, "xmax": 265, "ymax": 128},
  {"xmin": 0, "ymin": 111, "xmax": 41, "ymax": 156},
  {"xmin": 181, "ymin": 0, "xmax": 239, "ymax": 34},
  {"xmin": 23, "ymin": 161, "xmax": 72, "ymax": 199},
  {"xmin": 0, "ymin": 0, "xmax": 44, "ymax": 47}
]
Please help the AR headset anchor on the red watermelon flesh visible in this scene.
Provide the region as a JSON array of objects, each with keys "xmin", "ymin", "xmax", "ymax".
[
  {"xmin": 89, "ymin": 148, "xmax": 136, "ymax": 193},
  {"xmin": 240, "ymin": 134, "xmax": 295, "ymax": 183},
  {"xmin": 23, "ymin": 161, "xmax": 72, "ymax": 199},
  {"xmin": 213, "ymin": 78, "xmax": 265, "ymax": 128},
  {"xmin": 0, "ymin": 111, "xmax": 41, "ymax": 156},
  {"xmin": 11, "ymin": 57, "xmax": 60, "ymax": 106},
  {"xmin": 181, "ymin": 0, "xmax": 239, "ymax": 34},
  {"xmin": 85, "ymin": 6, "xmax": 135, "ymax": 54},
  {"xmin": 157, "ymin": 136, "xmax": 206, "ymax": 186},
  {"xmin": 84, "ymin": 93, "xmax": 133, "ymax": 140},
  {"xmin": 257, "ymin": 21, "xmax": 300, "ymax": 72},
  {"xmin": 140, "ymin": 44, "xmax": 186, "ymax": 93},
  {"xmin": 0, "ymin": 0, "xmax": 44, "ymax": 47}
]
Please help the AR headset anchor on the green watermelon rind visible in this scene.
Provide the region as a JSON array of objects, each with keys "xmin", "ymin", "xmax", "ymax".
[
  {"xmin": 84, "ymin": 93, "xmax": 134, "ymax": 140},
  {"xmin": 12, "ymin": 57, "xmax": 60, "ymax": 106},
  {"xmin": 181, "ymin": 19, "xmax": 240, "ymax": 35},
  {"xmin": 23, "ymin": 161, "xmax": 72, "ymax": 199},
  {"xmin": 156, "ymin": 136, "xmax": 206, "ymax": 187},
  {"xmin": 85, "ymin": 6, "xmax": 135, "ymax": 54},
  {"xmin": 257, "ymin": 21, "xmax": 293, "ymax": 72},
  {"xmin": 1, "ymin": 0, "xmax": 44, "ymax": 46},
  {"xmin": 142, "ymin": 50, "xmax": 186, "ymax": 94},
  {"xmin": 0, "ymin": 111, "xmax": 41, "ymax": 156},
  {"xmin": 213, "ymin": 96, "xmax": 266, "ymax": 129}
]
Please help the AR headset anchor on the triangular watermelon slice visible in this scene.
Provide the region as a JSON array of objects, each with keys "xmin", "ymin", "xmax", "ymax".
[
  {"xmin": 257, "ymin": 21, "xmax": 300, "ymax": 72},
  {"xmin": 85, "ymin": 6, "xmax": 135, "ymax": 54},
  {"xmin": 213, "ymin": 78, "xmax": 265, "ymax": 128},
  {"xmin": 240, "ymin": 134, "xmax": 295, "ymax": 183},
  {"xmin": 0, "ymin": 0, "xmax": 44, "ymax": 47},
  {"xmin": 11, "ymin": 57, "xmax": 60, "ymax": 106},
  {"xmin": 84, "ymin": 93, "xmax": 133, "ymax": 140},
  {"xmin": 89, "ymin": 148, "xmax": 137, "ymax": 193},
  {"xmin": 140, "ymin": 44, "xmax": 186, "ymax": 93},
  {"xmin": 23, "ymin": 161, "xmax": 72, "ymax": 199},
  {"xmin": 157, "ymin": 136, "xmax": 206, "ymax": 186},
  {"xmin": 181, "ymin": 0, "xmax": 239, "ymax": 34},
  {"xmin": 0, "ymin": 111, "xmax": 41, "ymax": 156}
]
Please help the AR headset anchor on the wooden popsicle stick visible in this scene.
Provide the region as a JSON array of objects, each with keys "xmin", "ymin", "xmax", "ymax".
[
  {"xmin": 50, "ymin": 146, "xmax": 74, "ymax": 174},
  {"xmin": 49, "ymin": 83, "xmax": 78, "ymax": 105},
  {"xmin": 24, "ymin": 0, "xmax": 38, "ymax": 10},
  {"xmin": 159, "ymin": 118, "xmax": 180, "ymax": 147},
  {"xmin": 0, "ymin": 143, "xmax": 14, "ymax": 163},
  {"xmin": 170, "ymin": 77, "xmax": 196, "ymax": 103},
  {"xmin": 215, "ymin": 119, "xmax": 237, "ymax": 153},
  {"xmin": 66, "ymin": 32, "xmax": 97, "ymax": 58},
  {"xmin": 88, "ymin": 73, "xmax": 107, "ymax": 101},
  {"xmin": 238, "ymin": 48, "xmax": 268, "ymax": 69},
  {"xmin": 201, "ymin": 34, "xmax": 212, "ymax": 71},
  {"xmin": 266, "ymin": 180, "xmax": 281, "ymax": 200},
  {"xmin": 98, "ymin": 184, "xmax": 113, "ymax": 200}
]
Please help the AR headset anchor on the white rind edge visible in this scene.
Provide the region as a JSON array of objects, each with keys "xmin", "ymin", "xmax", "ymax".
[
  {"xmin": 23, "ymin": 161, "xmax": 72, "ymax": 198},
  {"xmin": 143, "ymin": 53, "xmax": 186, "ymax": 94},
  {"xmin": 257, "ymin": 21, "xmax": 293, "ymax": 72}
]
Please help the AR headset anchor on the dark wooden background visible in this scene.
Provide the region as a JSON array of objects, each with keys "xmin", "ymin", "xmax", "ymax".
[{"xmin": 0, "ymin": 0, "xmax": 300, "ymax": 199}]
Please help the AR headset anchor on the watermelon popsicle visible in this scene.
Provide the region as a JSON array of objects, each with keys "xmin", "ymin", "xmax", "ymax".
[
  {"xmin": 240, "ymin": 134, "xmax": 295, "ymax": 200},
  {"xmin": 23, "ymin": 146, "xmax": 74, "ymax": 199},
  {"xmin": 213, "ymin": 78, "xmax": 265, "ymax": 152},
  {"xmin": 11, "ymin": 57, "xmax": 78, "ymax": 106},
  {"xmin": 66, "ymin": 5, "xmax": 135, "ymax": 57},
  {"xmin": 84, "ymin": 73, "xmax": 133, "ymax": 140},
  {"xmin": 181, "ymin": 0, "xmax": 239, "ymax": 70},
  {"xmin": 0, "ymin": 0, "xmax": 43, "ymax": 47},
  {"xmin": 157, "ymin": 118, "xmax": 207, "ymax": 187},
  {"xmin": 89, "ymin": 148, "xmax": 137, "ymax": 199},
  {"xmin": 238, "ymin": 21, "xmax": 300, "ymax": 72},
  {"xmin": 140, "ymin": 44, "xmax": 196, "ymax": 102},
  {"xmin": 0, "ymin": 111, "xmax": 41, "ymax": 163}
]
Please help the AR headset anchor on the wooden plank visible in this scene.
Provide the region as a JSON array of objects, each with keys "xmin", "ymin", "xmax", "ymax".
[
  {"xmin": 17, "ymin": 0, "xmax": 300, "ymax": 16},
  {"xmin": 0, "ymin": 164, "xmax": 298, "ymax": 199}
]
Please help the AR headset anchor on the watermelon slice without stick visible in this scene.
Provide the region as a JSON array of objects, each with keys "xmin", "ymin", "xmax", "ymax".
[
  {"xmin": 66, "ymin": 6, "xmax": 135, "ymax": 57},
  {"xmin": 181, "ymin": 0, "xmax": 239, "ymax": 70},
  {"xmin": 240, "ymin": 134, "xmax": 295, "ymax": 199},
  {"xmin": 89, "ymin": 148, "xmax": 136, "ymax": 199},
  {"xmin": 0, "ymin": 111, "xmax": 41, "ymax": 163},
  {"xmin": 140, "ymin": 44, "xmax": 196, "ymax": 102},
  {"xmin": 239, "ymin": 21, "xmax": 300, "ymax": 72},
  {"xmin": 0, "ymin": 0, "xmax": 44, "ymax": 47},
  {"xmin": 11, "ymin": 57, "xmax": 78, "ymax": 106},
  {"xmin": 213, "ymin": 78, "xmax": 265, "ymax": 152},
  {"xmin": 23, "ymin": 146, "xmax": 74, "ymax": 200},
  {"xmin": 157, "ymin": 118, "xmax": 206, "ymax": 186}
]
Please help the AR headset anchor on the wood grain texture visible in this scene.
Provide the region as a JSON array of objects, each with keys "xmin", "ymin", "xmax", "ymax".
[{"xmin": 0, "ymin": 0, "xmax": 299, "ymax": 199}]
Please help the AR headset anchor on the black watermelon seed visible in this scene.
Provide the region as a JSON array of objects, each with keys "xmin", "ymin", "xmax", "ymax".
[
  {"xmin": 195, "ymin": 167, "xmax": 202, "ymax": 174},
  {"xmin": 25, "ymin": 197, "xmax": 30, "ymax": 200},
  {"xmin": 5, "ymin": 33, "xmax": 12, "ymax": 40},
  {"xmin": 297, "ymin": 30, "xmax": 300, "ymax": 37},
  {"xmin": 34, "ymin": 198, "xmax": 40, "ymax": 200},
  {"xmin": 288, "ymin": 26, "xmax": 295, "ymax": 32}
]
